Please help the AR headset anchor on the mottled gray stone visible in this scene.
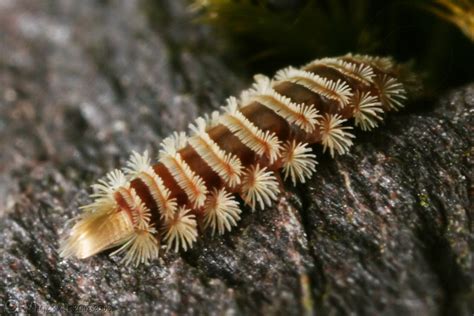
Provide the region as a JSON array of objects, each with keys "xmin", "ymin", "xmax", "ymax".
[{"xmin": 0, "ymin": 1, "xmax": 472, "ymax": 315}]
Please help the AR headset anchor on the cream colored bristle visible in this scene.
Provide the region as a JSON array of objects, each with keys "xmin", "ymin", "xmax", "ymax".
[
  {"xmin": 202, "ymin": 111, "xmax": 221, "ymax": 130},
  {"xmin": 159, "ymin": 131, "xmax": 188, "ymax": 158},
  {"xmin": 128, "ymin": 188, "xmax": 152, "ymax": 228},
  {"xmin": 375, "ymin": 75, "xmax": 407, "ymax": 111},
  {"xmin": 320, "ymin": 114, "xmax": 355, "ymax": 157},
  {"xmin": 281, "ymin": 140, "xmax": 317, "ymax": 185},
  {"xmin": 163, "ymin": 207, "xmax": 198, "ymax": 252},
  {"xmin": 123, "ymin": 150, "xmax": 154, "ymax": 178},
  {"xmin": 241, "ymin": 164, "xmax": 280, "ymax": 210},
  {"xmin": 161, "ymin": 153, "xmax": 208, "ymax": 208},
  {"xmin": 189, "ymin": 118, "xmax": 243, "ymax": 187},
  {"xmin": 351, "ymin": 91, "xmax": 384, "ymax": 131},
  {"xmin": 221, "ymin": 97, "xmax": 282, "ymax": 163},
  {"xmin": 110, "ymin": 227, "xmax": 160, "ymax": 267},
  {"xmin": 240, "ymin": 75, "xmax": 321, "ymax": 133},
  {"xmin": 304, "ymin": 57, "xmax": 375, "ymax": 85},
  {"xmin": 125, "ymin": 151, "xmax": 177, "ymax": 221},
  {"xmin": 136, "ymin": 170, "xmax": 177, "ymax": 221},
  {"xmin": 275, "ymin": 67, "xmax": 353, "ymax": 108},
  {"xmin": 80, "ymin": 169, "xmax": 128, "ymax": 214},
  {"xmin": 203, "ymin": 188, "xmax": 242, "ymax": 235}
]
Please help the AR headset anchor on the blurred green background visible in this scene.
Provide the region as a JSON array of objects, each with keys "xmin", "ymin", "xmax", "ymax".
[{"xmin": 175, "ymin": 0, "xmax": 474, "ymax": 93}]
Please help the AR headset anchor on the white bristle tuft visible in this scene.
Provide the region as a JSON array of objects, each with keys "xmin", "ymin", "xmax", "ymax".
[
  {"xmin": 320, "ymin": 114, "xmax": 355, "ymax": 157},
  {"xmin": 203, "ymin": 188, "xmax": 242, "ymax": 236},
  {"xmin": 110, "ymin": 227, "xmax": 160, "ymax": 267},
  {"xmin": 375, "ymin": 75, "xmax": 407, "ymax": 111},
  {"xmin": 163, "ymin": 207, "xmax": 198, "ymax": 253},
  {"xmin": 159, "ymin": 131, "xmax": 188, "ymax": 158},
  {"xmin": 281, "ymin": 140, "xmax": 317, "ymax": 185},
  {"xmin": 241, "ymin": 164, "xmax": 280, "ymax": 210},
  {"xmin": 351, "ymin": 91, "xmax": 384, "ymax": 131},
  {"xmin": 124, "ymin": 151, "xmax": 154, "ymax": 178}
]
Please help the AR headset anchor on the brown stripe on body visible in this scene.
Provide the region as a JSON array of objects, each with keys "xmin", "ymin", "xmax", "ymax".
[
  {"xmin": 339, "ymin": 56, "xmax": 399, "ymax": 111},
  {"xmin": 130, "ymin": 178, "xmax": 162, "ymax": 228},
  {"xmin": 240, "ymin": 102, "xmax": 291, "ymax": 142},
  {"xmin": 304, "ymin": 64, "xmax": 375, "ymax": 118},
  {"xmin": 179, "ymin": 145, "xmax": 221, "ymax": 189},
  {"xmin": 209, "ymin": 124, "xmax": 257, "ymax": 166},
  {"xmin": 272, "ymin": 81, "xmax": 339, "ymax": 115},
  {"xmin": 144, "ymin": 159, "xmax": 208, "ymax": 224},
  {"xmin": 114, "ymin": 189, "xmax": 134, "ymax": 224},
  {"xmin": 153, "ymin": 163, "xmax": 188, "ymax": 206},
  {"xmin": 147, "ymin": 125, "xmax": 256, "ymax": 213},
  {"xmin": 296, "ymin": 66, "xmax": 357, "ymax": 114},
  {"xmin": 240, "ymin": 102, "xmax": 291, "ymax": 170}
]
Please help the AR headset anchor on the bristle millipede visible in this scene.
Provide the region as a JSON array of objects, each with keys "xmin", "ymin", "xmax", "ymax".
[{"xmin": 59, "ymin": 53, "xmax": 408, "ymax": 266}]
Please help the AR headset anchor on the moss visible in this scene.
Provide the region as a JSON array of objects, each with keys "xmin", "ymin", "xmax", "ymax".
[{"xmin": 418, "ymin": 193, "xmax": 430, "ymax": 208}]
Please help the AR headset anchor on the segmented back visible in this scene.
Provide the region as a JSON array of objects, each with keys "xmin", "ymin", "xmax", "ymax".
[{"xmin": 60, "ymin": 53, "xmax": 408, "ymax": 266}]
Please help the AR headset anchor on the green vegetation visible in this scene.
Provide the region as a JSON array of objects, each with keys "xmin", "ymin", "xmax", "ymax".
[{"xmin": 190, "ymin": 0, "xmax": 474, "ymax": 90}]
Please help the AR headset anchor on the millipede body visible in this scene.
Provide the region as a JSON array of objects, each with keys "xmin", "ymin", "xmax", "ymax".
[{"xmin": 60, "ymin": 54, "xmax": 408, "ymax": 266}]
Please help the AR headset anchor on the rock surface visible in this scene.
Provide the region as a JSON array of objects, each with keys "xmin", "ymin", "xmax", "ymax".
[{"xmin": 0, "ymin": 0, "xmax": 472, "ymax": 315}]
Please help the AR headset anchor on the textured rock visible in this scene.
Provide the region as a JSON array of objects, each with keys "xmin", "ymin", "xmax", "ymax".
[{"xmin": 0, "ymin": 0, "xmax": 472, "ymax": 315}]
